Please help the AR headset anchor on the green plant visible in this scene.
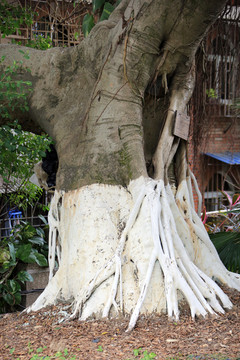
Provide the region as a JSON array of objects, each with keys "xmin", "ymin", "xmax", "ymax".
[
  {"xmin": 0, "ymin": 119, "xmax": 52, "ymax": 212},
  {"xmin": 97, "ymin": 345, "xmax": 103, "ymax": 352},
  {"xmin": 206, "ymin": 191, "xmax": 240, "ymax": 273},
  {"xmin": 0, "ymin": 217, "xmax": 48, "ymax": 313},
  {"xmin": 206, "ymin": 88, "xmax": 217, "ymax": 99},
  {"xmin": 26, "ymin": 34, "xmax": 53, "ymax": 50},
  {"xmin": 0, "ymin": 54, "xmax": 32, "ymax": 119},
  {"xmin": 10, "ymin": 345, "xmax": 76, "ymax": 359},
  {"xmin": 125, "ymin": 348, "xmax": 157, "ymax": 360},
  {"xmin": 0, "ymin": 52, "xmax": 52, "ymax": 214},
  {"xmin": 0, "ymin": 0, "xmax": 34, "ymax": 37},
  {"xmin": 0, "ymin": 37, "xmax": 53, "ymax": 214},
  {"xmin": 82, "ymin": 0, "xmax": 121, "ymax": 37}
]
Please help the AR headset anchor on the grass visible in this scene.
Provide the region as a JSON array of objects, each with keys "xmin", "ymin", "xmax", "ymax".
[
  {"xmin": 9, "ymin": 344, "xmax": 77, "ymax": 360},
  {"xmin": 7, "ymin": 345, "xmax": 238, "ymax": 360}
]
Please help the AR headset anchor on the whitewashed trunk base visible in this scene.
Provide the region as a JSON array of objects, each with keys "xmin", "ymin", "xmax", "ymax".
[{"xmin": 27, "ymin": 177, "xmax": 240, "ymax": 331}]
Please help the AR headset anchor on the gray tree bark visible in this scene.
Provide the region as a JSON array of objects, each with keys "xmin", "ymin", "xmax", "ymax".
[{"xmin": 0, "ymin": 0, "xmax": 227, "ymax": 190}]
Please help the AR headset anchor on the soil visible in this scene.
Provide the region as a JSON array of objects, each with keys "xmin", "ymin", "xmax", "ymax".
[{"xmin": 0, "ymin": 286, "xmax": 239, "ymax": 360}]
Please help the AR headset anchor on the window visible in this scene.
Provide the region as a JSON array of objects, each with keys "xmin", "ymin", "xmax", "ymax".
[{"xmin": 204, "ymin": 172, "xmax": 235, "ymax": 211}]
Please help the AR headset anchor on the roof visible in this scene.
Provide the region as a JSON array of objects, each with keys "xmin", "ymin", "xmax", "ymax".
[{"xmin": 204, "ymin": 151, "xmax": 240, "ymax": 165}]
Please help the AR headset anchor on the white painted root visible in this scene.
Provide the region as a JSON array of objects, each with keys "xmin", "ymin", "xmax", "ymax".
[
  {"xmin": 127, "ymin": 179, "xmax": 235, "ymax": 331},
  {"xmin": 70, "ymin": 182, "xmax": 147, "ymax": 320},
  {"xmin": 189, "ymin": 170, "xmax": 202, "ymax": 217},
  {"xmin": 48, "ymin": 191, "xmax": 63, "ymax": 280},
  {"xmin": 175, "ymin": 179, "xmax": 240, "ymax": 291},
  {"xmin": 28, "ymin": 178, "xmax": 239, "ymax": 331}
]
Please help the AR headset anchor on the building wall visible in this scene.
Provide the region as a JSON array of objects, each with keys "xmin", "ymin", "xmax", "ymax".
[{"xmin": 189, "ymin": 113, "xmax": 240, "ymax": 212}]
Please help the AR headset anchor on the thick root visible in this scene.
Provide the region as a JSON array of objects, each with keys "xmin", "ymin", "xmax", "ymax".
[{"xmin": 27, "ymin": 177, "xmax": 239, "ymax": 331}]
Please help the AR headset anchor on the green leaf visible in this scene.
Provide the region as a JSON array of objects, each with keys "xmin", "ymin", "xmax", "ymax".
[
  {"xmin": 93, "ymin": 0, "xmax": 105, "ymax": 13},
  {"xmin": 38, "ymin": 214, "xmax": 48, "ymax": 225},
  {"xmin": 74, "ymin": 32, "xmax": 79, "ymax": 40},
  {"xmin": 29, "ymin": 236, "xmax": 45, "ymax": 246},
  {"xmin": 232, "ymin": 193, "xmax": 240, "ymax": 207},
  {"xmin": 82, "ymin": 14, "xmax": 95, "ymax": 37},
  {"xmin": 97, "ymin": 345, "xmax": 103, "ymax": 352},
  {"xmin": 30, "ymin": 252, "xmax": 48, "ymax": 267},
  {"xmin": 36, "ymin": 346, "xmax": 45, "ymax": 353},
  {"xmin": 8, "ymin": 243, "xmax": 16, "ymax": 262},
  {"xmin": 210, "ymin": 232, "xmax": 240, "ymax": 272},
  {"xmin": 16, "ymin": 244, "xmax": 32, "ymax": 262},
  {"xmin": 13, "ymin": 292, "xmax": 21, "ymax": 304},
  {"xmin": 115, "ymin": 0, "xmax": 122, "ymax": 7},
  {"xmin": 134, "ymin": 348, "xmax": 141, "ymax": 356},
  {"xmin": 16, "ymin": 270, "xmax": 33, "ymax": 283},
  {"xmin": 100, "ymin": 2, "xmax": 114, "ymax": 21},
  {"xmin": 36, "ymin": 227, "xmax": 45, "ymax": 237},
  {"xmin": 9, "ymin": 279, "xmax": 21, "ymax": 293},
  {"xmin": 3, "ymin": 293, "xmax": 15, "ymax": 305},
  {"xmin": 0, "ymin": 248, "xmax": 10, "ymax": 264}
]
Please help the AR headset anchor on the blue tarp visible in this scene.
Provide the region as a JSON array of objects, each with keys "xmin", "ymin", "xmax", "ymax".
[{"xmin": 204, "ymin": 151, "xmax": 240, "ymax": 165}]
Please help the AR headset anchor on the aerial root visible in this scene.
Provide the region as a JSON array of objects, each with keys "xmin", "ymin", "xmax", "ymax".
[
  {"xmin": 126, "ymin": 179, "xmax": 234, "ymax": 331},
  {"xmin": 66, "ymin": 178, "xmax": 235, "ymax": 331},
  {"xmin": 26, "ymin": 191, "xmax": 64, "ymax": 313},
  {"xmin": 175, "ymin": 179, "xmax": 240, "ymax": 291},
  {"xmin": 48, "ymin": 190, "xmax": 63, "ymax": 280},
  {"xmin": 28, "ymin": 179, "xmax": 239, "ymax": 330},
  {"xmin": 69, "ymin": 183, "xmax": 147, "ymax": 320}
]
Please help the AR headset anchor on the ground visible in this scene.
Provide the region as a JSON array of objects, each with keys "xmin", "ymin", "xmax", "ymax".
[{"xmin": 0, "ymin": 287, "xmax": 239, "ymax": 360}]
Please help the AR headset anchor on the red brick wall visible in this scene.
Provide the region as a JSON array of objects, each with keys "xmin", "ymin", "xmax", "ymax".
[
  {"xmin": 204, "ymin": 116, "xmax": 240, "ymax": 154},
  {"xmin": 189, "ymin": 114, "xmax": 240, "ymax": 212}
]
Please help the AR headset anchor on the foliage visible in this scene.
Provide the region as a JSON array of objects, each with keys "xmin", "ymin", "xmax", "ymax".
[
  {"xmin": 0, "ymin": 217, "xmax": 48, "ymax": 313},
  {"xmin": 0, "ymin": 53, "xmax": 32, "ymax": 119},
  {"xmin": 8, "ymin": 345, "xmax": 158, "ymax": 360},
  {"xmin": 97, "ymin": 345, "xmax": 103, "ymax": 352},
  {"xmin": 0, "ymin": 0, "xmax": 34, "ymax": 37},
  {"xmin": 1, "ymin": 0, "xmax": 52, "ymax": 50},
  {"xmin": 10, "ymin": 345, "xmax": 77, "ymax": 359},
  {"xmin": 82, "ymin": 13, "xmax": 95, "ymax": 37},
  {"xmin": 132, "ymin": 348, "xmax": 157, "ymax": 360},
  {"xmin": 25, "ymin": 35, "xmax": 53, "ymax": 50},
  {"xmin": 82, "ymin": 0, "xmax": 121, "ymax": 37},
  {"xmin": 0, "ymin": 11, "xmax": 53, "ymax": 212},
  {"xmin": 7, "ymin": 343, "xmax": 236, "ymax": 360},
  {"xmin": 206, "ymin": 88, "xmax": 217, "ymax": 99},
  {"xmin": 210, "ymin": 231, "xmax": 240, "ymax": 273},
  {"xmin": 124, "ymin": 348, "xmax": 157, "ymax": 360},
  {"xmin": 0, "ymin": 53, "xmax": 52, "ymax": 212},
  {"xmin": 0, "ymin": 12, "xmax": 52, "ymax": 308},
  {"xmin": 205, "ymin": 191, "xmax": 240, "ymax": 273},
  {"xmin": 0, "ymin": 119, "xmax": 52, "ymax": 211}
]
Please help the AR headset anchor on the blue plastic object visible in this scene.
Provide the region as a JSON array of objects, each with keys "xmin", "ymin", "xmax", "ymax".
[{"xmin": 8, "ymin": 210, "xmax": 22, "ymax": 219}]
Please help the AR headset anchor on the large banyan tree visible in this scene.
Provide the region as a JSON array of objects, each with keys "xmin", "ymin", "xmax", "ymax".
[{"xmin": 0, "ymin": 0, "xmax": 239, "ymax": 331}]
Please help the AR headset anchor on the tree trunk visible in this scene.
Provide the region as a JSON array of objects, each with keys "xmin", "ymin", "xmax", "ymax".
[{"xmin": 1, "ymin": 0, "xmax": 239, "ymax": 331}]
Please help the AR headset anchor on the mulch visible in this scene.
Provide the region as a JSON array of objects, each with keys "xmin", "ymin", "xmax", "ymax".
[{"xmin": 0, "ymin": 286, "xmax": 239, "ymax": 360}]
